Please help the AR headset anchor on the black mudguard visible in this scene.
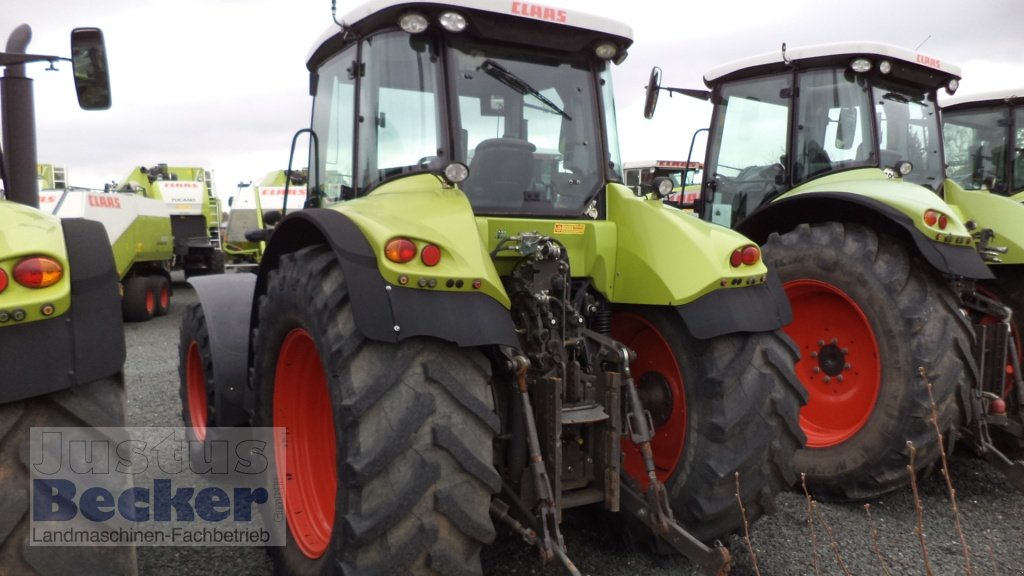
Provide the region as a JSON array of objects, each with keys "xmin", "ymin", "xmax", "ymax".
[
  {"xmin": 676, "ymin": 269, "xmax": 792, "ymax": 339},
  {"xmin": 187, "ymin": 273, "xmax": 255, "ymax": 427},
  {"xmin": 0, "ymin": 219, "xmax": 125, "ymax": 403},
  {"xmin": 739, "ymin": 192, "xmax": 994, "ymax": 281},
  {"xmin": 258, "ymin": 208, "xmax": 519, "ymax": 348}
]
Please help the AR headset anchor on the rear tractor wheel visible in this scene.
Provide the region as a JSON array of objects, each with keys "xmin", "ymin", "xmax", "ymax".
[
  {"xmin": 613, "ymin": 306, "xmax": 805, "ymax": 543},
  {"xmin": 764, "ymin": 221, "xmax": 974, "ymax": 500},
  {"xmin": 122, "ymin": 275, "xmax": 155, "ymax": 322},
  {"xmin": 253, "ymin": 245, "xmax": 500, "ymax": 575}
]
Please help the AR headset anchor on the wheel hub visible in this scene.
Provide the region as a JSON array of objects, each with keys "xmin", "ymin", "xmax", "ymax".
[
  {"xmin": 817, "ymin": 343, "xmax": 846, "ymax": 377},
  {"xmin": 637, "ymin": 371, "xmax": 673, "ymax": 429}
]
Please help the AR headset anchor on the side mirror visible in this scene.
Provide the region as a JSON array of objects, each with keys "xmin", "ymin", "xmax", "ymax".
[
  {"xmin": 835, "ymin": 106, "xmax": 857, "ymax": 150},
  {"xmin": 263, "ymin": 209, "xmax": 283, "ymax": 226},
  {"xmin": 644, "ymin": 67, "xmax": 662, "ymax": 119},
  {"xmin": 70, "ymin": 28, "xmax": 111, "ymax": 110}
]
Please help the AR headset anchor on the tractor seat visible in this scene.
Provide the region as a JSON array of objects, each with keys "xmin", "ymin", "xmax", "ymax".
[{"xmin": 463, "ymin": 138, "xmax": 536, "ymax": 206}]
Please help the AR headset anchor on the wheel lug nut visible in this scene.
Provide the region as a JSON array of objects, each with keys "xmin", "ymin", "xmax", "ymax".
[
  {"xmin": 823, "ymin": 376, "xmax": 832, "ymax": 383},
  {"xmin": 810, "ymin": 352, "xmax": 818, "ymax": 359},
  {"xmin": 817, "ymin": 340, "xmax": 825, "ymax": 346},
  {"xmin": 844, "ymin": 363, "xmax": 852, "ymax": 371},
  {"xmin": 831, "ymin": 338, "xmax": 838, "ymax": 345},
  {"xmin": 837, "ymin": 375, "xmax": 844, "ymax": 383},
  {"xmin": 841, "ymin": 348, "xmax": 849, "ymax": 355},
  {"xmin": 812, "ymin": 367, "xmax": 821, "ymax": 374}
]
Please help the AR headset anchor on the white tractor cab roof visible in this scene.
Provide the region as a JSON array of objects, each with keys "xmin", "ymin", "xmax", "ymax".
[
  {"xmin": 704, "ymin": 41, "xmax": 962, "ymax": 95},
  {"xmin": 943, "ymin": 88, "xmax": 1024, "ymax": 109},
  {"xmin": 308, "ymin": 0, "xmax": 633, "ymax": 68}
]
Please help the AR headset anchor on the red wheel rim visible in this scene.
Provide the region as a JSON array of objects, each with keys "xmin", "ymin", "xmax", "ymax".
[
  {"xmin": 612, "ymin": 312, "xmax": 686, "ymax": 489},
  {"xmin": 145, "ymin": 286, "xmax": 155, "ymax": 315},
  {"xmin": 185, "ymin": 341, "xmax": 209, "ymax": 442},
  {"xmin": 784, "ymin": 280, "xmax": 881, "ymax": 448},
  {"xmin": 159, "ymin": 283, "xmax": 170, "ymax": 310},
  {"xmin": 273, "ymin": 329, "xmax": 337, "ymax": 559}
]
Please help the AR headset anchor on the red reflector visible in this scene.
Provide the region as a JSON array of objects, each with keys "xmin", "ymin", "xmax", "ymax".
[
  {"xmin": 421, "ymin": 244, "xmax": 441, "ymax": 267},
  {"xmin": 0, "ymin": 269, "xmax": 7, "ymax": 293},
  {"xmin": 13, "ymin": 257, "xmax": 63, "ymax": 288},
  {"xmin": 384, "ymin": 238, "xmax": 417, "ymax": 263},
  {"xmin": 938, "ymin": 215, "xmax": 948, "ymax": 230},
  {"xmin": 741, "ymin": 245, "xmax": 761, "ymax": 266}
]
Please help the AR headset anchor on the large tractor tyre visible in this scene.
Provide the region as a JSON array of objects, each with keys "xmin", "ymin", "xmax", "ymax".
[
  {"xmin": 763, "ymin": 222, "xmax": 974, "ymax": 500},
  {"xmin": 252, "ymin": 245, "xmax": 500, "ymax": 575},
  {"xmin": 613, "ymin": 306, "xmax": 806, "ymax": 544},
  {"xmin": 977, "ymin": 266, "xmax": 1024, "ymax": 454},
  {"xmin": 179, "ymin": 302, "xmax": 215, "ymax": 443},
  {"xmin": 0, "ymin": 376, "xmax": 137, "ymax": 575},
  {"xmin": 148, "ymin": 275, "xmax": 172, "ymax": 317},
  {"xmin": 122, "ymin": 276, "xmax": 155, "ymax": 322},
  {"xmin": 209, "ymin": 250, "xmax": 226, "ymax": 276}
]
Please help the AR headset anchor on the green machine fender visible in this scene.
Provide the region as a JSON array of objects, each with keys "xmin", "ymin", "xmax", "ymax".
[
  {"xmin": 945, "ymin": 179, "xmax": 1024, "ymax": 266},
  {"xmin": 0, "ymin": 217, "xmax": 125, "ymax": 403},
  {"xmin": 736, "ymin": 191, "xmax": 993, "ymax": 280},
  {"xmin": 604, "ymin": 183, "xmax": 792, "ymax": 338},
  {"xmin": 259, "ymin": 208, "xmax": 519, "ymax": 348}
]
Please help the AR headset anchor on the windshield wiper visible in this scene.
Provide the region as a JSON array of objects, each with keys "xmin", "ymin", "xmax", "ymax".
[{"xmin": 481, "ymin": 60, "xmax": 572, "ymax": 121}]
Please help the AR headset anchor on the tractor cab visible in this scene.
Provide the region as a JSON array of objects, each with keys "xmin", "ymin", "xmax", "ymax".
[
  {"xmin": 307, "ymin": 0, "xmax": 629, "ymax": 218},
  {"xmin": 943, "ymin": 90, "xmax": 1024, "ymax": 200},
  {"xmin": 682, "ymin": 42, "xmax": 960, "ymax": 229}
]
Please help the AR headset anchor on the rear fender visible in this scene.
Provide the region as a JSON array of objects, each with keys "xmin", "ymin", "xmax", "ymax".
[
  {"xmin": 739, "ymin": 192, "xmax": 993, "ymax": 280},
  {"xmin": 187, "ymin": 273, "xmax": 256, "ymax": 427},
  {"xmin": 258, "ymin": 208, "xmax": 518, "ymax": 348},
  {"xmin": 945, "ymin": 180, "xmax": 1024, "ymax": 265}
]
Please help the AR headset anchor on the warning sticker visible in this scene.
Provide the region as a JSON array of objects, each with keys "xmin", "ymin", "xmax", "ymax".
[{"xmin": 553, "ymin": 223, "xmax": 586, "ymax": 235}]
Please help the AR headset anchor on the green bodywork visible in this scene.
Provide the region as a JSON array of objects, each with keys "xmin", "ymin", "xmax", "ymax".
[
  {"xmin": 945, "ymin": 179, "xmax": 1024, "ymax": 265},
  {"xmin": 0, "ymin": 200, "xmax": 71, "ymax": 324},
  {"xmin": 109, "ymin": 212, "xmax": 173, "ymax": 278},
  {"xmin": 333, "ymin": 176, "xmax": 770, "ymax": 310},
  {"xmin": 780, "ymin": 169, "xmax": 976, "ymax": 247}
]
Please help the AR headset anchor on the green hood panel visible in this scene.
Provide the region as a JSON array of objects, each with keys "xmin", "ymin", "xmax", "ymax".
[
  {"xmin": 783, "ymin": 169, "xmax": 975, "ymax": 246},
  {"xmin": 0, "ymin": 201, "xmax": 71, "ymax": 323},
  {"xmin": 945, "ymin": 179, "xmax": 1024, "ymax": 265}
]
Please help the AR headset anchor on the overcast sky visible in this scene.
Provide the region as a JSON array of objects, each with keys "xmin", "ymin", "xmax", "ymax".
[{"xmin": 4, "ymin": 0, "xmax": 1022, "ymax": 197}]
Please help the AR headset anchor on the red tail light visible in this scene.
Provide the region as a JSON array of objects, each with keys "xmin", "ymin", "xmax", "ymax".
[
  {"xmin": 384, "ymin": 238, "xmax": 417, "ymax": 263},
  {"xmin": 923, "ymin": 210, "xmax": 948, "ymax": 230},
  {"xmin": 13, "ymin": 257, "xmax": 63, "ymax": 288},
  {"xmin": 730, "ymin": 245, "xmax": 761, "ymax": 267},
  {"xmin": 0, "ymin": 268, "xmax": 7, "ymax": 293}
]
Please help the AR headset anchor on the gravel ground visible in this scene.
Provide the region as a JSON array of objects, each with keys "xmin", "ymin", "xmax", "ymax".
[{"xmin": 127, "ymin": 278, "xmax": 1024, "ymax": 576}]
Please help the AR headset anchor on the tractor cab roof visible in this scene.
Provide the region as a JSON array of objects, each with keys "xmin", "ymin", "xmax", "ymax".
[
  {"xmin": 943, "ymin": 88, "xmax": 1024, "ymax": 111},
  {"xmin": 704, "ymin": 41, "xmax": 961, "ymax": 94},
  {"xmin": 308, "ymin": 0, "xmax": 633, "ymax": 70}
]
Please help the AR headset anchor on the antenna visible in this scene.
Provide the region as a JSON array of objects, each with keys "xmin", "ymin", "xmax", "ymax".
[
  {"xmin": 915, "ymin": 35, "xmax": 931, "ymax": 51},
  {"xmin": 331, "ymin": 0, "xmax": 343, "ymax": 27}
]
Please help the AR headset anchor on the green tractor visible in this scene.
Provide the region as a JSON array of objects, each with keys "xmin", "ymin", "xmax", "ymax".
[
  {"xmin": 942, "ymin": 89, "xmax": 1024, "ymax": 462},
  {"xmin": 112, "ymin": 164, "xmax": 224, "ymax": 277},
  {"xmin": 646, "ymin": 42, "xmax": 1024, "ymax": 499},
  {"xmin": 178, "ymin": 1, "xmax": 806, "ymax": 574},
  {"xmin": 0, "ymin": 24, "xmax": 135, "ymax": 573}
]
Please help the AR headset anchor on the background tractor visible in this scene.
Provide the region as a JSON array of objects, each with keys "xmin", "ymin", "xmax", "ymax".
[
  {"xmin": 111, "ymin": 163, "xmax": 224, "ymax": 278},
  {"xmin": 0, "ymin": 24, "xmax": 135, "ymax": 573},
  {"xmin": 622, "ymin": 159, "xmax": 703, "ymax": 205},
  {"xmin": 178, "ymin": 1, "xmax": 806, "ymax": 574},
  {"xmin": 646, "ymin": 42, "xmax": 1024, "ymax": 499},
  {"xmin": 942, "ymin": 89, "xmax": 1024, "ymax": 469}
]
